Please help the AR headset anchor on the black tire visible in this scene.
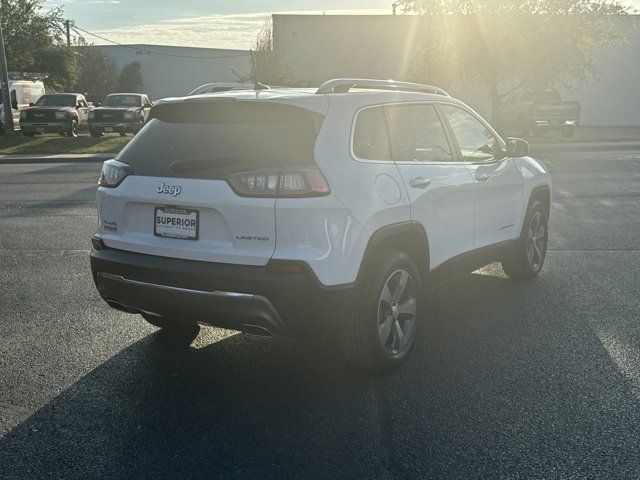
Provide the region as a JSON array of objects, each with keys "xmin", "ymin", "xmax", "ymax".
[
  {"xmin": 561, "ymin": 125, "xmax": 575, "ymax": 138},
  {"xmin": 502, "ymin": 200, "xmax": 549, "ymax": 280},
  {"xmin": 119, "ymin": 131, "xmax": 127, "ymax": 137},
  {"xmin": 142, "ymin": 313, "xmax": 200, "ymax": 345},
  {"xmin": 23, "ymin": 131, "xmax": 36, "ymax": 137},
  {"xmin": 342, "ymin": 251, "xmax": 422, "ymax": 372},
  {"xmin": 90, "ymin": 129, "xmax": 103, "ymax": 138},
  {"xmin": 68, "ymin": 119, "xmax": 78, "ymax": 138}
]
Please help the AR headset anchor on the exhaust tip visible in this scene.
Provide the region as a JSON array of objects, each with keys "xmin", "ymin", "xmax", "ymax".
[
  {"xmin": 106, "ymin": 299, "xmax": 138, "ymax": 314},
  {"xmin": 242, "ymin": 324, "xmax": 273, "ymax": 338}
]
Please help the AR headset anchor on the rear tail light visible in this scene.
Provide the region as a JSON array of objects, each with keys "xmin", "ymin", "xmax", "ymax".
[
  {"xmin": 227, "ymin": 167, "xmax": 330, "ymax": 198},
  {"xmin": 91, "ymin": 236, "xmax": 106, "ymax": 250},
  {"xmin": 98, "ymin": 159, "xmax": 131, "ymax": 188}
]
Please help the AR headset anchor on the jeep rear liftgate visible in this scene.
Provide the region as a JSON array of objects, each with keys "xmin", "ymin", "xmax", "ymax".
[{"xmin": 96, "ymin": 100, "xmax": 324, "ymax": 266}]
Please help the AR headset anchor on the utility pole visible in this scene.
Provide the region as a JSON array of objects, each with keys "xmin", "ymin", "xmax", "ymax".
[
  {"xmin": 65, "ymin": 20, "xmax": 71, "ymax": 47},
  {"xmin": 392, "ymin": 2, "xmax": 398, "ymax": 15},
  {"xmin": 0, "ymin": 11, "xmax": 15, "ymax": 135}
]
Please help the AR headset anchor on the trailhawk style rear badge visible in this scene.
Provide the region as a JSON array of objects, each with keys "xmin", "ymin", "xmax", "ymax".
[{"xmin": 156, "ymin": 183, "xmax": 182, "ymax": 196}]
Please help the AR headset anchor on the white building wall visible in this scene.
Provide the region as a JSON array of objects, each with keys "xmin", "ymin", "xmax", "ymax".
[
  {"xmin": 274, "ymin": 14, "xmax": 640, "ymax": 126},
  {"xmin": 93, "ymin": 44, "xmax": 252, "ymax": 100}
]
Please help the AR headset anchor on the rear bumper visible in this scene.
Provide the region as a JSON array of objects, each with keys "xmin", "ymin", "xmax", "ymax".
[{"xmin": 90, "ymin": 246, "xmax": 358, "ymax": 337}]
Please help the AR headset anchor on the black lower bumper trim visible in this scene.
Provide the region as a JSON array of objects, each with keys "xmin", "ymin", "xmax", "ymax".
[{"xmin": 90, "ymin": 247, "xmax": 358, "ymax": 337}]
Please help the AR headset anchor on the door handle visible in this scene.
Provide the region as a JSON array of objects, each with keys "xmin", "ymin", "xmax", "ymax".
[
  {"xmin": 409, "ymin": 177, "xmax": 431, "ymax": 189},
  {"xmin": 474, "ymin": 173, "xmax": 491, "ymax": 182}
]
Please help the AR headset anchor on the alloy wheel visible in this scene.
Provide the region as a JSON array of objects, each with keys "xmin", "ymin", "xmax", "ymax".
[
  {"xmin": 377, "ymin": 269, "xmax": 417, "ymax": 356},
  {"xmin": 526, "ymin": 211, "xmax": 547, "ymax": 271}
]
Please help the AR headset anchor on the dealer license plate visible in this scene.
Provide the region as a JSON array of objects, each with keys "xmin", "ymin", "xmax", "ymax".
[{"xmin": 154, "ymin": 206, "xmax": 199, "ymax": 240}]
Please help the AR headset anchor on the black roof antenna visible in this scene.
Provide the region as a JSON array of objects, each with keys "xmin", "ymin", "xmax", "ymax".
[{"xmin": 249, "ymin": 49, "xmax": 270, "ymax": 95}]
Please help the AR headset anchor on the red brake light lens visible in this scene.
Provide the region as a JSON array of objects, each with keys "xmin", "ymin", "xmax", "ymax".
[{"xmin": 227, "ymin": 168, "xmax": 330, "ymax": 197}]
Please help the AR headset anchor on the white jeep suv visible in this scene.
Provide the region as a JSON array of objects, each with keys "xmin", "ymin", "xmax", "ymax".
[{"xmin": 90, "ymin": 79, "xmax": 551, "ymax": 372}]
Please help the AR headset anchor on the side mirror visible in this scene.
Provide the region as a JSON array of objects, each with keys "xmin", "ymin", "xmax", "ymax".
[
  {"xmin": 29, "ymin": 102, "xmax": 34, "ymax": 107},
  {"xmin": 11, "ymin": 100, "xmax": 18, "ymax": 110},
  {"xmin": 505, "ymin": 137, "xmax": 529, "ymax": 157}
]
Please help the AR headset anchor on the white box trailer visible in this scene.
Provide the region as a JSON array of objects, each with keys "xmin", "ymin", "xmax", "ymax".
[{"xmin": 0, "ymin": 79, "xmax": 46, "ymax": 133}]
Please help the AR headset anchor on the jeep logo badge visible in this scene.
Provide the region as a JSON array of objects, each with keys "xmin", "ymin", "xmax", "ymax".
[{"xmin": 156, "ymin": 183, "xmax": 182, "ymax": 196}]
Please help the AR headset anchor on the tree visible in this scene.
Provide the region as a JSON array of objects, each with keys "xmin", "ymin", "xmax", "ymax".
[
  {"xmin": 74, "ymin": 43, "xmax": 117, "ymax": 100},
  {"xmin": 397, "ymin": 0, "xmax": 632, "ymax": 122},
  {"xmin": 0, "ymin": 0, "xmax": 74, "ymax": 90},
  {"xmin": 117, "ymin": 61, "xmax": 143, "ymax": 92},
  {"xmin": 234, "ymin": 17, "xmax": 308, "ymax": 87}
]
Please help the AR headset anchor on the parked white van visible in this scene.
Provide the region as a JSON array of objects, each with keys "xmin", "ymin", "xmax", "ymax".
[{"xmin": 0, "ymin": 79, "xmax": 46, "ymax": 134}]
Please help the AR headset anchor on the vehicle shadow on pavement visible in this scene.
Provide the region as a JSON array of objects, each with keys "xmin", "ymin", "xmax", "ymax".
[{"xmin": 1, "ymin": 267, "xmax": 640, "ymax": 479}]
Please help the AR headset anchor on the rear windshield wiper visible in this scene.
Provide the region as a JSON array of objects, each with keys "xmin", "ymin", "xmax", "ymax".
[{"xmin": 169, "ymin": 157, "xmax": 251, "ymax": 174}]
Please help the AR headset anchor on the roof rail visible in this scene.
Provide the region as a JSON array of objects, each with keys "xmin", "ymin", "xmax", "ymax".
[{"xmin": 316, "ymin": 78, "xmax": 450, "ymax": 96}]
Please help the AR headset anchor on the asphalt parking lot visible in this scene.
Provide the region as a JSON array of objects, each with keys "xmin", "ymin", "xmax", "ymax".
[{"xmin": 1, "ymin": 149, "xmax": 639, "ymax": 479}]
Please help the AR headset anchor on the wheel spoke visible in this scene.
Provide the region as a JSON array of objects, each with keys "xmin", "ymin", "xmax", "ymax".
[
  {"xmin": 533, "ymin": 243, "xmax": 541, "ymax": 263},
  {"xmin": 398, "ymin": 296, "xmax": 416, "ymax": 316},
  {"xmin": 527, "ymin": 242, "xmax": 535, "ymax": 265},
  {"xmin": 529, "ymin": 213, "xmax": 540, "ymax": 239},
  {"xmin": 536, "ymin": 238, "xmax": 547, "ymax": 253},
  {"xmin": 398, "ymin": 319, "xmax": 414, "ymax": 350},
  {"xmin": 393, "ymin": 271, "xmax": 409, "ymax": 302},
  {"xmin": 393, "ymin": 320, "xmax": 404, "ymax": 350},
  {"xmin": 378, "ymin": 315, "xmax": 393, "ymax": 345},
  {"xmin": 380, "ymin": 284, "xmax": 393, "ymax": 306}
]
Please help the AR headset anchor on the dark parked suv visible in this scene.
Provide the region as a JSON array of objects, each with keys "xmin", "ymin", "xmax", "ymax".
[
  {"xmin": 89, "ymin": 93, "xmax": 152, "ymax": 137},
  {"xmin": 20, "ymin": 93, "xmax": 90, "ymax": 137}
]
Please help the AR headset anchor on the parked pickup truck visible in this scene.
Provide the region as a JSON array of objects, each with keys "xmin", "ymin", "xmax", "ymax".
[
  {"xmin": 20, "ymin": 93, "xmax": 90, "ymax": 138},
  {"xmin": 89, "ymin": 93, "xmax": 152, "ymax": 137},
  {"xmin": 499, "ymin": 90, "xmax": 581, "ymax": 138}
]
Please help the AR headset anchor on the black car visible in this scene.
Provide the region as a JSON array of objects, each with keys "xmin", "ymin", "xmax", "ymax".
[
  {"xmin": 89, "ymin": 93, "xmax": 152, "ymax": 137},
  {"xmin": 20, "ymin": 93, "xmax": 90, "ymax": 138}
]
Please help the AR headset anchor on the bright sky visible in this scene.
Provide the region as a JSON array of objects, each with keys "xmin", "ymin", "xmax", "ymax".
[{"xmin": 45, "ymin": 0, "xmax": 639, "ymax": 50}]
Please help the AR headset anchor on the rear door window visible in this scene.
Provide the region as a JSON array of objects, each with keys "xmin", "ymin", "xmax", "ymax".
[
  {"xmin": 117, "ymin": 100, "xmax": 323, "ymax": 179},
  {"xmin": 352, "ymin": 106, "xmax": 392, "ymax": 161},
  {"xmin": 385, "ymin": 103, "xmax": 453, "ymax": 162}
]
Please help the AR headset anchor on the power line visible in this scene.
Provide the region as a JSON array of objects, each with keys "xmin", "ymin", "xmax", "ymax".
[{"xmin": 72, "ymin": 25, "xmax": 252, "ymax": 61}]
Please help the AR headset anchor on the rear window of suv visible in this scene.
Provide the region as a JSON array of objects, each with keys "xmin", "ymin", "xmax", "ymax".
[{"xmin": 116, "ymin": 100, "xmax": 324, "ymax": 179}]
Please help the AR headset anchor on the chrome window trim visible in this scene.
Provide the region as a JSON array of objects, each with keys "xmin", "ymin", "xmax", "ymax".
[{"xmin": 349, "ymin": 100, "xmax": 469, "ymax": 166}]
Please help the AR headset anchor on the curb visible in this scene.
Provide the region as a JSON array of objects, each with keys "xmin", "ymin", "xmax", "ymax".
[
  {"xmin": 530, "ymin": 141, "xmax": 640, "ymax": 155},
  {"xmin": 0, "ymin": 153, "xmax": 113, "ymax": 164}
]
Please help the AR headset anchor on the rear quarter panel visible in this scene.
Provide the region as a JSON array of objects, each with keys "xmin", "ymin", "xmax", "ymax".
[{"xmin": 283, "ymin": 98, "xmax": 410, "ymax": 286}]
